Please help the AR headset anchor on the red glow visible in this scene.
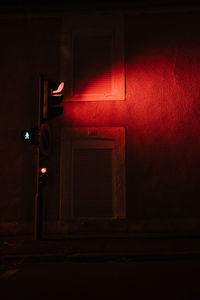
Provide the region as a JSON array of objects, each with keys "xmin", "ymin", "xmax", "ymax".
[
  {"xmin": 61, "ymin": 27, "xmax": 200, "ymax": 163},
  {"xmin": 40, "ymin": 167, "xmax": 47, "ymax": 174}
]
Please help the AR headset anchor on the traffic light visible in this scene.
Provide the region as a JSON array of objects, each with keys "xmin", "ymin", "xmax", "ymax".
[
  {"xmin": 41, "ymin": 77, "xmax": 65, "ymax": 122},
  {"xmin": 39, "ymin": 166, "xmax": 47, "ymax": 185},
  {"xmin": 21, "ymin": 128, "xmax": 39, "ymax": 145},
  {"xmin": 20, "ymin": 76, "xmax": 64, "ymax": 240}
]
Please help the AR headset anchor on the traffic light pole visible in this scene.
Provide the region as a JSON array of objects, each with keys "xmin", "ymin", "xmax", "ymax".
[
  {"xmin": 34, "ymin": 148, "xmax": 43, "ymax": 240},
  {"xmin": 33, "ymin": 75, "xmax": 64, "ymax": 240},
  {"xmin": 34, "ymin": 75, "xmax": 43, "ymax": 240}
]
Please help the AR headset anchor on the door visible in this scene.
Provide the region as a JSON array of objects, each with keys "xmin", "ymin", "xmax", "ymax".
[{"xmin": 60, "ymin": 127, "xmax": 126, "ymax": 220}]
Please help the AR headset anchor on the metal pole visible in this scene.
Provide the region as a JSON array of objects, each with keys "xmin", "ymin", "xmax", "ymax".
[{"xmin": 34, "ymin": 75, "xmax": 43, "ymax": 240}]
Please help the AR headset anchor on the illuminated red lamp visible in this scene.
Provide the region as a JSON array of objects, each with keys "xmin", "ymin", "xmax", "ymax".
[
  {"xmin": 40, "ymin": 167, "xmax": 47, "ymax": 174},
  {"xmin": 50, "ymin": 82, "xmax": 64, "ymax": 97}
]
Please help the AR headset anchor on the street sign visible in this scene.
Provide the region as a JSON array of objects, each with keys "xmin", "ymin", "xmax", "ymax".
[{"xmin": 39, "ymin": 123, "xmax": 51, "ymax": 155}]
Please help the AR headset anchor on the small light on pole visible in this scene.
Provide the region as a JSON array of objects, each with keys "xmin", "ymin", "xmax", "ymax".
[
  {"xmin": 40, "ymin": 167, "xmax": 47, "ymax": 174},
  {"xmin": 39, "ymin": 166, "xmax": 47, "ymax": 185}
]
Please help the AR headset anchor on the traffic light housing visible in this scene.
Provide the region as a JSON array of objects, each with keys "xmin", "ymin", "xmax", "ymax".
[
  {"xmin": 39, "ymin": 166, "xmax": 47, "ymax": 185},
  {"xmin": 40, "ymin": 77, "xmax": 64, "ymax": 122}
]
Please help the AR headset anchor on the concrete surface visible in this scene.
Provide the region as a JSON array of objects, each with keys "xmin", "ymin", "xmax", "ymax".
[{"xmin": 1, "ymin": 233, "xmax": 200, "ymax": 264}]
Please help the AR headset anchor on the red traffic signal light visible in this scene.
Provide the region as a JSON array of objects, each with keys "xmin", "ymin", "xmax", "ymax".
[
  {"xmin": 51, "ymin": 82, "xmax": 65, "ymax": 97},
  {"xmin": 40, "ymin": 76, "xmax": 64, "ymax": 122}
]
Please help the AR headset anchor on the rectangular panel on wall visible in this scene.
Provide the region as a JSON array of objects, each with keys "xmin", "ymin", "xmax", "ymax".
[
  {"xmin": 60, "ymin": 127, "xmax": 126, "ymax": 220},
  {"xmin": 73, "ymin": 148, "xmax": 112, "ymax": 217},
  {"xmin": 60, "ymin": 13, "xmax": 124, "ymax": 101},
  {"xmin": 73, "ymin": 35, "xmax": 112, "ymax": 95}
]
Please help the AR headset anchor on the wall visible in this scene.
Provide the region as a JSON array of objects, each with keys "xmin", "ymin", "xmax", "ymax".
[
  {"xmin": 1, "ymin": 8, "xmax": 200, "ymax": 235},
  {"xmin": 125, "ymin": 12, "xmax": 200, "ymax": 223}
]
